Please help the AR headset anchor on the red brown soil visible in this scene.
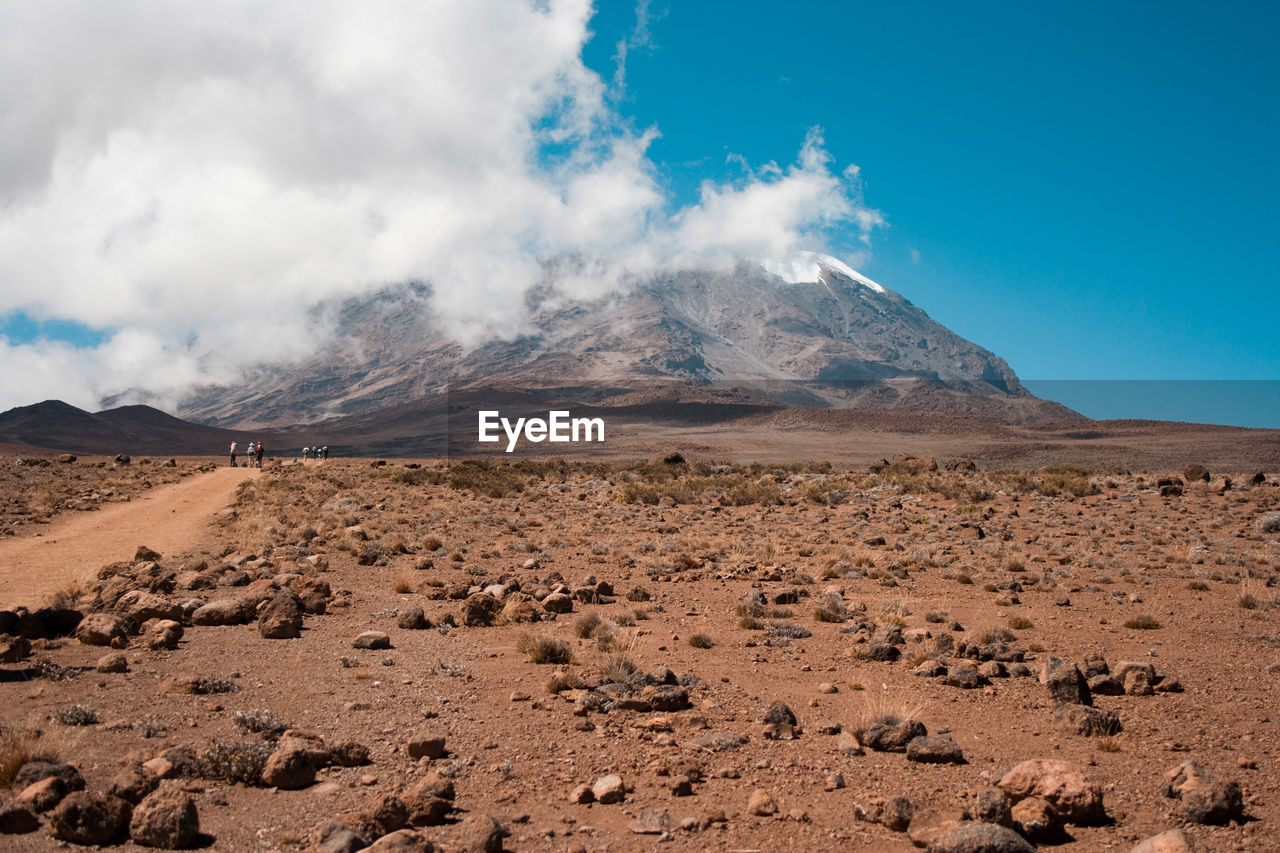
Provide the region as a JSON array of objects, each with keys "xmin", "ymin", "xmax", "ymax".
[
  {"xmin": 0, "ymin": 466, "xmax": 258, "ymax": 610},
  {"xmin": 2, "ymin": 458, "xmax": 1278, "ymax": 852}
]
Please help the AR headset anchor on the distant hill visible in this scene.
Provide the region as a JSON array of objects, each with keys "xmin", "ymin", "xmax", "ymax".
[{"xmin": 0, "ymin": 400, "xmax": 244, "ymax": 455}]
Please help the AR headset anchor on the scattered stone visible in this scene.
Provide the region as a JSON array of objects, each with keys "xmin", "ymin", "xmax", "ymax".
[
  {"xmin": 924, "ymin": 821, "xmax": 1035, "ymax": 853},
  {"xmin": 0, "ymin": 798, "xmax": 39, "ymax": 834},
  {"xmin": 998, "ymin": 759, "xmax": 1105, "ymax": 825},
  {"xmin": 18, "ymin": 776, "xmax": 68, "ymax": 812},
  {"xmin": 1124, "ymin": 669, "xmax": 1155, "ymax": 696},
  {"xmin": 569, "ymin": 784, "xmax": 594, "ymax": 804},
  {"xmin": 402, "ymin": 776, "xmax": 456, "ymax": 827},
  {"xmin": 129, "ymin": 786, "xmax": 200, "ymax": 849},
  {"xmin": 261, "ymin": 747, "xmax": 317, "ymax": 789},
  {"xmin": 906, "ymin": 736, "xmax": 966, "ymax": 765},
  {"xmin": 0, "ymin": 634, "xmax": 32, "ymax": 663},
  {"xmin": 461, "ymin": 813, "xmax": 507, "ymax": 852},
  {"xmin": 836, "ymin": 732, "xmax": 864, "ymax": 756},
  {"xmin": 108, "ymin": 766, "xmax": 158, "ymax": 805},
  {"xmin": 645, "ymin": 685, "xmax": 691, "ymax": 711},
  {"xmin": 1164, "ymin": 760, "xmax": 1244, "ymax": 824},
  {"xmin": 406, "ymin": 736, "xmax": 446, "ymax": 760},
  {"xmin": 365, "ymin": 828, "xmax": 436, "ymax": 852},
  {"xmin": 14, "ymin": 762, "xmax": 85, "ymax": 792},
  {"xmin": 48, "ymin": 791, "xmax": 132, "ymax": 845},
  {"xmin": 592, "ymin": 774, "xmax": 626, "ymax": 804},
  {"xmin": 74, "ymin": 613, "xmax": 130, "ymax": 647},
  {"xmin": 860, "ymin": 718, "xmax": 927, "ymax": 753},
  {"xmin": 258, "ymin": 591, "xmax": 303, "ymax": 639},
  {"xmin": 190, "ymin": 598, "xmax": 256, "ymax": 626},
  {"xmin": 397, "ymin": 607, "xmax": 430, "ymax": 630},
  {"xmin": 747, "ymin": 788, "xmax": 777, "ymax": 817},
  {"xmin": 630, "ymin": 808, "xmax": 672, "ymax": 834},
  {"xmin": 1054, "ymin": 703, "xmax": 1122, "ymax": 736},
  {"xmin": 1131, "ymin": 828, "xmax": 1210, "ymax": 853},
  {"xmin": 353, "ymin": 631, "xmax": 391, "ymax": 649},
  {"xmin": 462, "ymin": 593, "xmax": 503, "ymax": 625},
  {"xmin": 541, "ymin": 592, "xmax": 573, "ymax": 614},
  {"xmin": 944, "ymin": 667, "xmax": 986, "ymax": 689},
  {"xmin": 1011, "ymin": 796, "xmax": 1060, "ymax": 842},
  {"xmin": 1040, "ymin": 658, "xmax": 1092, "ymax": 705},
  {"xmin": 146, "ymin": 619, "xmax": 184, "ymax": 650},
  {"xmin": 967, "ymin": 786, "xmax": 1012, "ymax": 827},
  {"xmin": 115, "ymin": 590, "xmax": 182, "ymax": 624},
  {"xmin": 310, "ymin": 819, "xmax": 368, "ymax": 853}
]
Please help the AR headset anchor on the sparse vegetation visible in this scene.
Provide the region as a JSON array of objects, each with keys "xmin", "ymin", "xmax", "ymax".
[
  {"xmin": 516, "ymin": 633, "xmax": 573, "ymax": 664},
  {"xmin": 1124, "ymin": 614, "xmax": 1163, "ymax": 630}
]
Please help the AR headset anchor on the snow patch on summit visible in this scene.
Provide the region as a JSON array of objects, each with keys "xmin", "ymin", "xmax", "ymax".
[{"xmin": 762, "ymin": 251, "xmax": 887, "ymax": 294}]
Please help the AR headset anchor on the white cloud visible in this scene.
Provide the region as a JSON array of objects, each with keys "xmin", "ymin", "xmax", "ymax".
[{"xmin": 0, "ymin": 0, "xmax": 884, "ymax": 413}]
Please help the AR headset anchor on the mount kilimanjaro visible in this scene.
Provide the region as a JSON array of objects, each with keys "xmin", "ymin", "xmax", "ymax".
[{"xmin": 176, "ymin": 253, "xmax": 1073, "ymax": 428}]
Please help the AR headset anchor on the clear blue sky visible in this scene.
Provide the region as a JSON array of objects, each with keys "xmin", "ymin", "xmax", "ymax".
[{"xmin": 583, "ymin": 0, "xmax": 1280, "ymax": 383}]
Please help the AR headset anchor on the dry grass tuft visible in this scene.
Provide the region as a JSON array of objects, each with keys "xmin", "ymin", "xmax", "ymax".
[
  {"xmin": 1124, "ymin": 614, "xmax": 1162, "ymax": 630},
  {"xmin": 0, "ymin": 727, "xmax": 62, "ymax": 786},
  {"xmin": 515, "ymin": 633, "xmax": 573, "ymax": 664},
  {"xmin": 687, "ymin": 633, "xmax": 715, "ymax": 649}
]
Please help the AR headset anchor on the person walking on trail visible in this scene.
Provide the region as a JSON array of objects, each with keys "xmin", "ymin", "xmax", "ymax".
[
  {"xmin": 229, "ymin": 440, "xmax": 238, "ymax": 467},
  {"xmin": 256, "ymin": 441, "xmax": 265, "ymax": 468}
]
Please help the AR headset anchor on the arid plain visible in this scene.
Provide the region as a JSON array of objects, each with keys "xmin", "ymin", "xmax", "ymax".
[{"xmin": 1, "ymin": 443, "xmax": 1279, "ymax": 852}]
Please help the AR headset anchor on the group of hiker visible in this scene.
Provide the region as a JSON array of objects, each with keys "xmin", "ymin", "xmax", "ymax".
[
  {"xmin": 228, "ymin": 440, "xmax": 330, "ymax": 465},
  {"xmin": 228, "ymin": 440, "xmax": 265, "ymax": 468}
]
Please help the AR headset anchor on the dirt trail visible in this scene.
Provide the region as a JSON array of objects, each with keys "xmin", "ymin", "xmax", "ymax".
[{"xmin": 0, "ymin": 466, "xmax": 259, "ymax": 610}]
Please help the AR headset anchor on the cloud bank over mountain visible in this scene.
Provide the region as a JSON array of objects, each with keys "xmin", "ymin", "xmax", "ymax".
[{"xmin": 0, "ymin": 0, "xmax": 883, "ymax": 412}]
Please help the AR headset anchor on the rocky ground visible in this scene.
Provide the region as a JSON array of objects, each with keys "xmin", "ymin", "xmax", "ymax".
[
  {"xmin": 0, "ymin": 453, "xmax": 206, "ymax": 538},
  {"xmin": 2, "ymin": 455, "xmax": 1279, "ymax": 852}
]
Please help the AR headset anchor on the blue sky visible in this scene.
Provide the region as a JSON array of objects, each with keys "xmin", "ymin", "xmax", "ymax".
[
  {"xmin": 582, "ymin": 1, "xmax": 1280, "ymax": 383},
  {"xmin": 0, "ymin": 1, "xmax": 1275, "ymax": 425}
]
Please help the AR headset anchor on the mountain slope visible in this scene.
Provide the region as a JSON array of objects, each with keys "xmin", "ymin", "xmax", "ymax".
[{"xmin": 177, "ymin": 255, "xmax": 1069, "ymax": 427}]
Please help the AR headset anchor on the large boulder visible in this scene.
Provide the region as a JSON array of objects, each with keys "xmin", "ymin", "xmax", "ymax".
[{"xmin": 997, "ymin": 759, "xmax": 1106, "ymax": 825}]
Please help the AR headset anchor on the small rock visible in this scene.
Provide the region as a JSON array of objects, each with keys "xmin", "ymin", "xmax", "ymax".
[
  {"xmin": 97, "ymin": 651, "xmax": 129, "ymax": 673},
  {"xmin": 48, "ymin": 791, "xmax": 132, "ymax": 845},
  {"xmin": 261, "ymin": 748, "xmax": 317, "ymax": 789},
  {"xmin": 353, "ymin": 631, "xmax": 391, "ymax": 650},
  {"xmin": 925, "ymin": 821, "xmax": 1035, "ymax": 853},
  {"xmin": 1131, "ymin": 828, "xmax": 1210, "ymax": 853},
  {"xmin": 1040, "ymin": 658, "xmax": 1092, "ymax": 705},
  {"xmin": 406, "ymin": 736, "xmax": 446, "ymax": 761},
  {"xmin": 1011, "ymin": 796, "xmax": 1060, "ymax": 842},
  {"xmin": 906, "ymin": 736, "xmax": 966, "ymax": 765},
  {"xmin": 461, "ymin": 813, "xmax": 506, "ymax": 852},
  {"xmin": 258, "ymin": 591, "xmax": 303, "ymax": 639},
  {"xmin": 747, "ymin": 788, "xmax": 777, "ymax": 817},
  {"xmin": 944, "ymin": 667, "xmax": 986, "ymax": 689},
  {"xmin": 860, "ymin": 718, "xmax": 927, "ymax": 752},
  {"xmin": 397, "ymin": 607, "xmax": 430, "ymax": 630},
  {"xmin": 18, "ymin": 776, "xmax": 68, "ymax": 812},
  {"xmin": 0, "ymin": 798, "xmax": 39, "ymax": 834},
  {"xmin": 74, "ymin": 613, "xmax": 130, "ymax": 647},
  {"xmin": 968, "ymin": 786, "xmax": 1012, "ymax": 827},
  {"xmin": 1164, "ymin": 760, "xmax": 1244, "ymax": 824},
  {"xmin": 310, "ymin": 819, "xmax": 368, "ymax": 853},
  {"xmin": 569, "ymin": 784, "xmax": 594, "ymax": 804},
  {"xmin": 592, "ymin": 774, "xmax": 626, "ymax": 804},
  {"xmin": 129, "ymin": 786, "xmax": 200, "ymax": 849},
  {"xmin": 365, "ymin": 828, "xmax": 436, "ymax": 852},
  {"xmin": 630, "ymin": 808, "xmax": 672, "ymax": 834},
  {"xmin": 1054, "ymin": 703, "xmax": 1122, "ymax": 737}
]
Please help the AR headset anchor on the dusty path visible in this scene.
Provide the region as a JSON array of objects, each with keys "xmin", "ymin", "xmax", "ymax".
[{"xmin": 0, "ymin": 466, "xmax": 259, "ymax": 610}]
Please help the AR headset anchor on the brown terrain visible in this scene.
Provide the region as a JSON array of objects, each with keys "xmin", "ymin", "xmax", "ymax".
[{"xmin": 0, "ymin": 444, "xmax": 1278, "ymax": 853}]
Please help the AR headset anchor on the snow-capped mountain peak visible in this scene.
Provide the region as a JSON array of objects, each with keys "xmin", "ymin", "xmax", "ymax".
[{"xmin": 762, "ymin": 250, "xmax": 887, "ymax": 294}]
